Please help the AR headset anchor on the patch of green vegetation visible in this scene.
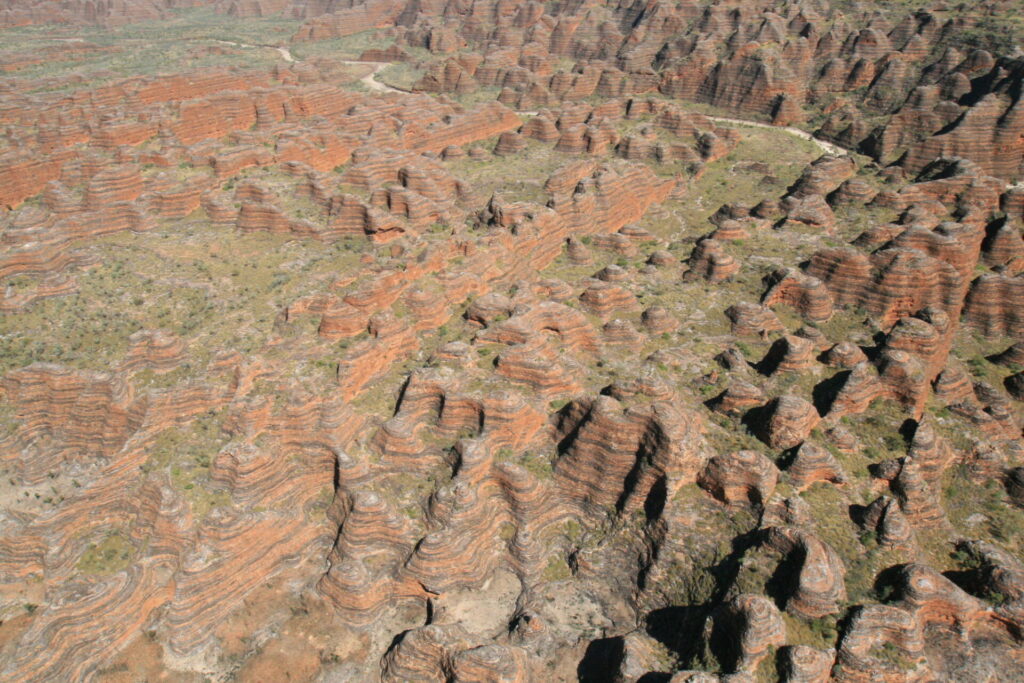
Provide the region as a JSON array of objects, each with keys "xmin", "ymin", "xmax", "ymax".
[
  {"xmin": 562, "ymin": 519, "xmax": 582, "ymax": 543},
  {"xmin": 0, "ymin": 223, "xmax": 367, "ymax": 379},
  {"xmin": 949, "ymin": 548, "xmax": 1009, "ymax": 605},
  {"xmin": 134, "ymin": 365, "xmax": 196, "ymax": 389},
  {"xmin": 732, "ymin": 545, "xmax": 783, "ymax": 597},
  {"xmin": 817, "ymin": 305, "xmax": 878, "ymax": 345},
  {"xmin": 943, "ymin": 464, "xmax": 1024, "ymax": 561},
  {"xmin": 733, "ymin": 341, "xmax": 755, "ymax": 358},
  {"xmin": 401, "ymin": 503, "xmax": 423, "ymax": 519},
  {"xmin": 376, "ymin": 61, "xmax": 424, "ymax": 90},
  {"xmin": 522, "ymin": 452, "xmax": 555, "ymax": 480},
  {"xmin": 868, "ymin": 641, "xmax": 915, "ymax": 672},
  {"xmin": 951, "ymin": 326, "xmax": 1017, "ymax": 390},
  {"xmin": 542, "ymin": 554, "xmax": 572, "ymax": 582},
  {"xmin": 841, "ymin": 399, "xmax": 908, "ymax": 463},
  {"xmin": 143, "ymin": 410, "xmax": 232, "ymax": 517},
  {"xmin": 452, "ymin": 85, "xmax": 503, "ymax": 108},
  {"xmin": 831, "ymin": 204, "xmax": 900, "ymax": 244},
  {"xmin": 372, "ymin": 462, "xmax": 453, "ymax": 526},
  {"xmin": 0, "ymin": 400, "xmax": 18, "ymax": 439},
  {"xmin": 0, "ymin": 8, "xmax": 300, "ymax": 92},
  {"xmin": 444, "ymin": 137, "xmax": 564, "ymax": 204},
  {"xmin": 800, "ymin": 482, "xmax": 909, "ymax": 605},
  {"xmin": 773, "ymin": 364, "xmax": 840, "ymax": 402},
  {"xmin": 753, "ymin": 646, "xmax": 779, "ymax": 682},
  {"xmin": 705, "ymin": 414, "xmax": 767, "ymax": 457},
  {"xmin": 494, "ymin": 447, "xmax": 515, "ymax": 462},
  {"xmin": 769, "ymin": 303, "xmax": 806, "ymax": 333},
  {"xmin": 810, "ymin": 433, "xmax": 867, "ymax": 483},
  {"xmin": 675, "ymin": 125, "xmax": 821, "ymax": 231},
  {"xmin": 76, "ymin": 532, "xmax": 135, "ymax": 575},
  {"xmin": 783, "ymin": 613, "xmax": 839, "ymax": 650},
  {"xmin": 289, "ymin": 29, "xmax": 392, "ymax": 60},
  {"xmin": 349, "ymin": 350, "xmax": 426, "ymax": 418}
]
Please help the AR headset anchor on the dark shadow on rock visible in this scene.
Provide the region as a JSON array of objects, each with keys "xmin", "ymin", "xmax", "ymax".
[
  {"xmin": 849, "ymin": 503, "xmax": 868, "ymax": 528},
  {"xmin": 636, "ymin": 674, "xmax": 672, "ymax": 683},
  {"xmin": 646, "ymin": 605, "xmax": 709, "ymax": 669},
  {"xmin": 644, "ymin": 475, "xmax": 668, "ymax": 521},
  {"xmin": 741, "ymin": 402, "xmax": 773, "ymax": 446},
  {"xmin": 755, "ymin": 337, "xmax": 794, "ymax": 376},
  {"xmin": 644, "ymin": 530, "xmax": 764, "ymax": 667},
  {"xmin": 812, "ymin": 370, "xmax": 849, "ymax": 415},
  {"xmin": 898, "ymin": 418, "xmax": 918, "ymax": 443},
  {"xmin": 874, "ymin": 563, "xmax": 909, "ymax": 602},
  {"xmin": 765, "ymin": 547, "xmax": 802, "ymax": 611},
  {"xmin": 577, "ymin": 636, "xmax": 624, "ymax": 683},
  {"xmin": 775, "ymin": 445, "xmax": 801, "ymax": 471}
]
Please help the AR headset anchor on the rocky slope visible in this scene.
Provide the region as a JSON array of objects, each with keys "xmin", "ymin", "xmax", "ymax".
[
  {"xmin": 0, "ymin": 3, "xmax": 1022, "ymax": 683},
  {"xmin": 282, "ymin": 0, "xmax": 1024, "ymax": 182}
]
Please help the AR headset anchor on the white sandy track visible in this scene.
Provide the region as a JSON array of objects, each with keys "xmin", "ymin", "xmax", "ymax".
[
  {"xmin": 214, "ymin": 39, "xmax": 294, "ymax": 62},
  {"xmin": 214, "ymin": 39, "xmax": 410, "ymax": 93},
  {"xmin": 701, "ymin": 115, "xmax": 848, "ymax": 156},
  {"xmin": 338, "ymin": 60, "xmax": 407, "ymax": 93},
  {"xmin": 511, "ymin": 110, "xmax": 847, "ymax": 156}
]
